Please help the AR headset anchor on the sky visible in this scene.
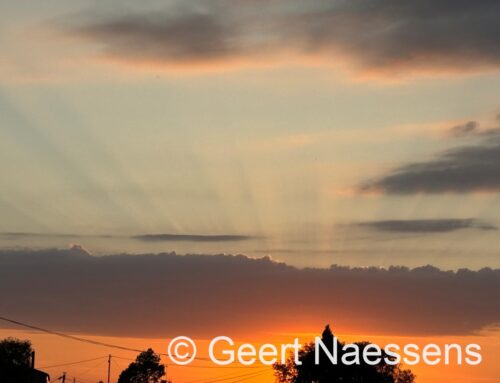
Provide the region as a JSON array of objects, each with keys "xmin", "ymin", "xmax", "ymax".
[
  {"xmin": 1, "ymin": 1, "xmax": 500, "ymax": 382},
  {"xmin": 1, "ymin": 0, "xmax": 500, "ymax": 269}
]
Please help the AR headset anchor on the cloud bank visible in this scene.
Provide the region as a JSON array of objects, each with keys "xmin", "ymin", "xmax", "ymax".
[
  {"xmin": 0, "ymin": 249, "xmax": 498, "ymax": 338},
  {"xmin": 65, "ymin": 0, "xmax": 500, "ymax": 75}
]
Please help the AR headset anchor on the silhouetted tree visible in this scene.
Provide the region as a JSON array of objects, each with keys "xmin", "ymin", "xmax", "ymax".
[
  {"xmin": 117, "ymin": 348, "xmax": 165, "ymax": 383},
  {"xmin": 0, "ymin": 338, "xmax": 33, "ymax": 367},
  {"xmin": 274, "ymin": 325, "xmax": 415, "ymax": 383}
]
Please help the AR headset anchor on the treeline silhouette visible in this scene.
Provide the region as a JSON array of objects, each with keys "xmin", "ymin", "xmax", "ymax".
[
  {"xmin": 117, "ymin": 349, "xmax": 165, "ymax": 383},
  {"xmin": 273, "ymin": 325, "xmax": 415, "ymax": 383},
  {"xmin": 1, "ymin": 328, "xmax": 415, "ymax": 383}
]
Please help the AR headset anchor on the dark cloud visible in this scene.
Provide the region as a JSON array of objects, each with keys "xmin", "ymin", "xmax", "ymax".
[
  {"xmin": 133, "ymin": 234, "xmax": 254, "ymax": 242},
  {"xmin": 448, "ymin": 121, "xmax": 479, "ymax": 137},
  {"xmin": 360, "ymin": 136, "xmax": 500, "ymax": 194},
  {"xmin": 0, "ymin": 249, "xmax": 498, "ymax": 338},
  {"xmin": 65, "ymin": 0, "xmax": 500, "ymax": 74},
  {"xmin": 73, "ymin": 5, "xmax": 240, "ymax": 62},
  {"xmin": 446, "ymin": 120, "xmax": 500, "ymax": 138},
  {"xmin": 355, "ymin": 218, "xmax": 497, "ymax": 233}
]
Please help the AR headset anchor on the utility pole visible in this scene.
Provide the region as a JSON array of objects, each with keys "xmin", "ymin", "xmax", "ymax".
[{"xmin": 107, "ymin": 354, "xmax": 111, "ymax": 383}]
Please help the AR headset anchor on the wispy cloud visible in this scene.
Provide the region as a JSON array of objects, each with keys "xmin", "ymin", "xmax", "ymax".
[
  {"xmin": 355, "ymin": 219, "xmax": 497, "ymax": 233},
  {"xmin": 63, "ymin": 0, "xmax": 500, "ymax": 76},
  {"xmin": 360, "ymin": 127, "xmax": 500, "ymax": 194},
  {"xmin": 0, "ymin": 232, "xmax": 112, "ymax": 239},
  {"xmin": 133, "ymin": 234, "xmax": 254, "ymax": 242},
  {"xmin": 0, "ymin": 232, "xmax": 255, "ymax": 243}
]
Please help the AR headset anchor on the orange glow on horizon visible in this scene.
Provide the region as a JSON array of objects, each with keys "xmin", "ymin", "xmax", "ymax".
[{"xmin": 1, "ymin": 326, "xmax": 499, "ymax": 383}]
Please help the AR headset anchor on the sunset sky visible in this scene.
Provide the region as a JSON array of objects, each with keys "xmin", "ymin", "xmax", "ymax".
[{"xmin": 1, "ymin": 1, "xmax": 500, "ymax": 383}]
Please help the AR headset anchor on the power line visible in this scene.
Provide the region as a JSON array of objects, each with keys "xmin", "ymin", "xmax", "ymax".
[
  {"xmin": 74, "ymin": 358, "xmax": 108, "ymax": 380},
  {"xmin": 214, "ymin": 370, "xmax": 269, "ymax": 383},
  {"xmin": 0, "ymin": 315, "xmax": 145, "ymax": 354},
  {"xmin": 110, "ymin": 355, "xmax": 135, "ymax": 362},
  {"xmin": 0, "ymin": 313, "xmax": 274, "ymax": 380},
  {"xmin": 0, "ymin": 315, "xmax": 213, "ymax": 362},
  {"xmin": 51, "ymin": 357, "xmax": 109, "ymax": 383},
  {"xmin": 65, "ymin": 374, "xmax": 91, "ymax": 383},
  {"xmin": 227, "ymin": 371, "xmax": 269, "ymax": 383},
  {"xmin": 40, "ymin": 356, "xmax": 108, "ymax": 369},
  {"xmin": 185, "ymin": 367, "xmax": 268, "ymax": 383},
  {"xmin": 179, "ymin": 365, "xmax": 266, "ymax": 369},
  {"xmin": 112, "ymin": 357, "xmax": 125, "ymax": 373}
]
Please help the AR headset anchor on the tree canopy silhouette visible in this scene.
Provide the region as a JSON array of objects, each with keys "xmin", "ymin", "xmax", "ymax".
[
  {"xmin": 117, "ymin": 348, "xmax": 165, "ymax": 383},
  {"xmin": 273, "ymin": 325, "xmax": 415, "ymax": 383},
  {"xmin": 0, "ymin": 337, "xmax": 33, "ymax": 367}
]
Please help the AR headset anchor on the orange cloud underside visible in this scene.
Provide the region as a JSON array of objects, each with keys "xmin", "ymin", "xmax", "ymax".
[{"xmin": 89, "ymin": 47, "xmax": 500, "ymax": 82}]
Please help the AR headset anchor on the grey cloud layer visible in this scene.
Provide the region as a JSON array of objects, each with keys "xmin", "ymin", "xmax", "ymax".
[
  {"xmin": 356, "ymin": 219, "xmax": 497, "ymax": 233},
  {"xmin": 67, "ymin": 0, "xmax": 500, "ymax": 73},
  {"xmin": 0, "ymin": 249, "xmax": 498, "ymax": 338}
]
